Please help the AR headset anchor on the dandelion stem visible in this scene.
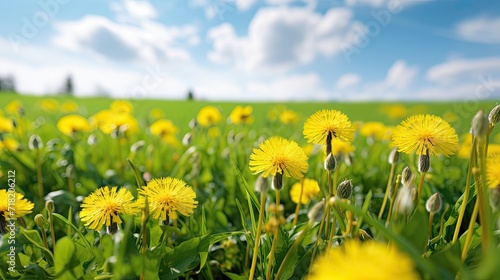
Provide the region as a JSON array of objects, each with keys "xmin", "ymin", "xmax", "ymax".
[
  {"xmin": 327, "ymin": 211, "xmax": 337, "ymax": 248},
  {"xmin": 476, "ymin": 136, "xmax": 492, "ymax": 253},
  {"xmin": 461, "ymin": 198, "xmax": 479, "ymax": 262},
  {"xmin": 48, "ymin": 211, "xmax": 56, "ymax": 253},
  {"xmin": 275, "ymin": 222, "xmax": 311, "ymax": 280},
  {"xmin": 40, "ymin": 228, "xmax": 49, "ymax": 251},
  {"xmin": 386, "ymin": 175, "xmax": 402, "ymax": 226},
  {"xmin": 452, "ymin": 137, "xmax": 476, "ymax": 243},
  {"xmin": 265, "ymin": 190, "xmax": 280, "ymax": 280},
  {"xmin": 324, "ymin": 170, "xmax": 333, "ymax": 238},
  {"xmin": 311, "ymin": 201, "xmax": 328, "ymax": 266},
  {"xmin": 249, "ymin": 190, "xmax": 266, "ymax": 280},
  {"xmin": 379, "ymin": 161, "xmax": 396, "ymax": 220},
  {"xmin": 36, "ymin": 149, "xmax": 44, "ymax": 199},
  {"xmin": 292, "ymin": 179, "xmax": 304, "ymax": 228},
  {"xmin": 416, "ymin": 172, "xmax": 426, "ymax": 204},
  {"xmin": 424, "ymin": 212, "xmax": 435, "ymax": 254}
]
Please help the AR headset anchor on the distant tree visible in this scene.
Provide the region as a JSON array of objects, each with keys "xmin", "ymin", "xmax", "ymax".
[
  {"xmin": 64, "ymin": 75, "xmax": 74, "ymax": 95},
  {"xmin": 187, "ymin": 89, "xmax": 194, "ymax": 101},
  {"xmin": 0, "ymin": 75, "xmax": 17, "ymax": 93}
]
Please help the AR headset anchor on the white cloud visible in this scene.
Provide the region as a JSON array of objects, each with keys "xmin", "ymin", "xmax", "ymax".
[
  {"xmin": 345, "ymin": 0, "xmax": 425, "ymax": 8},
  {"xmin": 456, "ymin": 17, "xmax": 500, "ymax": 44},
  {"xmin": 111, "ymin": 0, "xmax": 158, "ymax": 22},
  {"xmin": 345, "ymin": 0, "xmax": 386, "ymax": 7},
  {"xmin": 190, "ymin": 0, "xmax": 236, "ymax": 19},
  {"xmin": 52, "ymin": 15, "xmax": 198, "ymax": 64},
  {"xmin": 384, "ymin": 60, "xmax": 418, "ymax": 90},
  {"xmin": 207, "ymin": 6, "xmax": 365, "ymax": 73},
  {"xmin": 237, "ymin": 0, "xmax": 258, "ymax": 11},
  {"xmin": 426, "ymin": 57, "xmax": 500, "ymax": 84},
  {"xmin": 336, "ymin": 73, "xmax": 361, "ymax": 89}
]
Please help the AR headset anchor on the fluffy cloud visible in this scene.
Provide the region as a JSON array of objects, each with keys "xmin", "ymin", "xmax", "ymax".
[
  {"xmin": 426, "ymin": 57, "xmax": 500, "ymax": 84},
  {"xmin": 110, "ymin": 0, "xmax": 158, "ymax": 22},
  {"xmin": 336, "ymin": 73, "xmax": 361, "ymax": 89},
  {"xmin": 384, "ymin": 60, "xmax": 418, "ymax": 90},
  {"xmin": 207, "ymin": 6, "xmax": 365, "ymax": 73},
  {"xmin": 52, "ymin": 15, "xmax": 198, "ymax": 64},
  {"xmin": 456, "ymin": 16, "xmax": 500, "ymax": 44}
]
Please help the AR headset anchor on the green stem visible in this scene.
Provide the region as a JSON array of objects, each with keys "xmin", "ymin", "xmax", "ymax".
[
  {"xmin": 265, "ymin": 189, "xmax": 280, "ymax": 280},
  {"xmin": 477, "ymin": 136, "xmax": 493, "ymax": 253},
  {"xmin": 36, "ymin": 150, "xmax": 43, "ymax": 199},
  {"xmin": 249, "ymin": 190, "xmax": 266, "ymax": 280},
  {"xmin": 461, "ymin": 199, "xmax": 479, "ymax": 262},
  {"xmin": 424, "ymin": 212, "xmax": 435, "ymax": 254},
  {"xmin": 452, "ymin": 137, "xmax": 477, "ymax": 243},
  {"xmin": 48, "ymin": 211, "xmax": 56, "ymax": 253},
  {"xmin": 416, "ymin": 172, "xmax": 426, "ymax": 204},
  {"xmin": 386, "ymin": 175, "xmax": 402, "ymax": 226},
  {"xmin": 275, "ymin": 222, "xmax": 312, "ymax": 280},
  {"xmin": 379, "ymin": 162, "xmax": 396, "ymax": 219}
]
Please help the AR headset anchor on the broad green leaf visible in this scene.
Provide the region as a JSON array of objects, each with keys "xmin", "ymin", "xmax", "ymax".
[
  {"xmin": 161, "ymin": 235, "xmax": 210, "ymax": 280},
  {"xmin": 54, "ymin": 237, "xmax": 84, "ymax": 280},
  {"xmin": 223, "ymin": 272, "xmax": 247, "ymax": 280}
]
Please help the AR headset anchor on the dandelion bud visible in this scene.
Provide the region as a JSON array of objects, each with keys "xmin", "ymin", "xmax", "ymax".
[
  {"xmin": 388, "ymin": 147, "xmax": 399, "ymax": 165},
  {"xmin": 489, "ymin": 185, "xmax": 500, "ymax": 212},
  {"xmin": 401, "ymin": 166, "xmax": 414, "ymax": 186},
  {"xmin": 336, "ymin": 179, "xmax": 353, "ymax": 200},
  {"xmin": 254, "ymin": 174, "xmax": 268, "ymax": 193},
  {"xmin": 189, "ymin": 118, "xmax": 198, "ymax": 129},
  {"xmin": 182, "ymin": 133, "xmax": 192, "ymax": 146},
  {"xmin": 130, "ymin": 140, "xmax": 145, "ymax": 153},
  {"xmin": 394, "ymin": 186, "xmax": 414, "ymax": 215},
  {"xmin": 418, "ymin": 153, "xmax": 430, "ymax": 173},
  {"xmin": 471, "ymin": 110, "xmax": 489, "ymax": 136},
  {"xmin": 425, "ymin": 192, "xmax": 442, "ymax": 213},
  {"xmin": 324, "ymin": 153, "xmax": 337, "ymax": 172},
  {"xmin": 268, "ymin": 203, "xmax": 277, "ymax": 214},
  {"xmin": 87, "ymin": 134, "xmax": 98, "ymax": 145},
  {"xmin": 308, "ymin": 200, "xmax": 325, "ymax": 223},
  {"xmin": 45, "ymin": 200, "xmax": 55, "ymax": 213},
  {"xmin": 29, "ymin": 134, "xmax": 43, "ymax": 150},
  {"xmin": 34, "ymin": 214, "xmax": 46, "ymax": 228},
  {"xmin": 272, "ymin": 172, "xmax": 283, "ymax": 190},
  {"xmin": 488, "ymin": 105, "xmax": 500, "ymax": 125}
]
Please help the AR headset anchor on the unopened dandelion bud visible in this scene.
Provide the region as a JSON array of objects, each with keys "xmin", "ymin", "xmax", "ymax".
[
  {"xmin": 29, "ymin": 134, "xmax": 43, "ymax": 150},
  {"xmin": 471, "ymin": 110, "xmax": 489, "ymax": 136},
  {"xmin": 401, "ymin": 166, "xmax": 414, "ymax": 186},
  {"xmin": 87, "ymin": 134, "xmax": 98, "ymax": 145},
  {"xmin": 324, "ymin": 153, "xmax": 337, "ymax": 172},
  {"xmin": 182, "ymin": 133, "xmax": 192, "ymax": 146},
  {"xmin": 307, "ymin": 200, "xmax": 325, "ymax": 223},
  {"xmin": 254, "ymin": 174, "xmax": 268, "ymax": 192},
  {"xmin": 418, "ymin": 153, "xmax": 430, "ymax": 173},
  {"xmin": 130, "ymin": 140, "xmax": 145, "ymax": 153},
  {"xmin": 337, "ymin": 179, "xmax": 353, "ymax": 200},
  {"xmin": 388, "ymin": 147, "xmax": 399, "ymax": 165},
  {"xmin": 272, "ymin": 173, "xmax": 283, "ymax": 190},
  {"xmin": 45, "ymin": 200, "xmax": 55, "ymax": 213},
  {"xmin": 106, "ymin": 222, "xmax": 118, "ymax": 235},
  {"xmin": 489, "ymin": 186, "xmax": 500, "ymax": 212},
  {"xmin": 425, "ymin": 192, "xmax": 442, "ymax": 213},
  {"xmin": 329, "ymin": 196, "xmax": 336, "ymax": 206},
  {"xmin": 34, "ymin": 214, "xmax": 46, "ymax": 228},
  {"xmin": 394, "ymin": 186, "xmax": 414, "ymax": 215},
  {"xmin": 488, "ymin": 105, "xmax": 500, "ymax": 125}
]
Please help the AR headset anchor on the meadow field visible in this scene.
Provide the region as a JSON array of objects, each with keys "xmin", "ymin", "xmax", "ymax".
[{"xmin": 1, "ymin": 92, "xmax": 500, "ymax": 280}]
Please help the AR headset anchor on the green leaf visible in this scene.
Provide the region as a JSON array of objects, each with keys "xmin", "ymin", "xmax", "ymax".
[
  {"xmin": 197, "ymin": 207, "xmax": 209, "ymax": 273},
  {"xmin": 53, "ymin": 214, "xmax": 95, "ymax": 258},
  {"xmin": 399, "ymin": 206, "xmax": 429, "ymax": 252},
  {"xmin": 427, "ymin": 242, "xmax": 463, "ymax": 278},
  {"xmin": 223, "ymin": 272, "xmax": 247, "ymax": 280},
  {"xmin": 231, "ymin": 160, "xmax": 259, "ymax": 208},
  {"xmin": 127, "ymin": 158, "xmax": 145, "ymax": 188},
  {"xmin": 54, "ymin": 237, "xmax": 85, "ymax": 280},
  {"xmin": 161, "ymin": 235, "xmax": 210, "ymax": 280}
]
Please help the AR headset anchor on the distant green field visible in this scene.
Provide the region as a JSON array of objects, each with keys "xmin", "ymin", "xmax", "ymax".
[{"xmin": 1, "ymin": 92, "xmax": 497, "ymax": 135}]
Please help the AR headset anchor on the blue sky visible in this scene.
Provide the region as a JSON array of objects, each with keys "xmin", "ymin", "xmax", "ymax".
[{"xmin": 0, "ymin": 0, "xmax": 499, "ymax": 101}]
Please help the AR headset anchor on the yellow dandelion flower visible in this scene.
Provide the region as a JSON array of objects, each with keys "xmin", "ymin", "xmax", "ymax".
[
  {"xmin": 279, "ymin": 109, "xmax": 299, "ymax": 124},
  {"xmin": 197, "ymin": 106, "xmax": 222, "ymax": 127},
  {"xmin": 307, "ymin": 240, "xmax": 420, "ymax": 280},
  {"xmin": 230, "ymin": 105, "xmax": 254, "ymax": 125},
  {"xmin": 487, "ymin": 154, "xmax": 500, "ymax": 189},
  {"xmin": 40, "ymin": 99, "xmax": 59, "ymax": 112},
  {"xmin": 61, "ymin": 101, "xmax": 79, "ymax": 113},
  {"xmin": 0, "ymin": 116, "xmax": 13, "ymax": 133},
  {"xmin": 290, "ymin": 178, "xmax": 320, "ymax": 204},
  {"xmin": 5, "ymin": 100, "xmax": 23, "ymax": 115},
  {"xmin": 150, "ymin": 108, "xmax": 164, "ymax": 120},
  {"xmin": 150, "ymin": 119, "xmax": 179, "ymax": 145},
  {"xmin": 489, "ymin": 144, "xmax": 500, "ymax": 156},
  {"xmin": 0, "ymin": 189, "xmax": 34, "ymax": 220},
  {"xmin": 138, "ymin": 177, "xmax": 198, "ymax": 221},
  {"xmin": 392, "ymin": 114, "xmax": 458, "ymax": 156},
  {"xmin": 249, "ymin": 137, "xmax": 309, "ymax": 179},
  {"xmin": 359, "ymin": 122, "xmax": 387, "ymax": 140},
  {"xmin": 381, "ymin": 104, "xmax": 408, "ymax": 119},
  {"xmin": 267, "ymin": 105, "xmax": 285, "ymax": 121},
  {"xmin": 111, "ymin": 100, "xmax": 133, "ymax": 114},
  {"xmin": 92, "ymin": 110, "xmax": 139, "ymax": 136},
  {"xmin": 457, "ymin": 134, "xmax": 472, "ymax": 159},
  {"xmin": 79, "ymin": 186, "xmax": 141, "ymax": 231},
  {"xmin": 57, "ymin": 114, "xmax": 91, "ymax": 136},
  {"xmin": 208, "ymin": 127, "xmax": 221, "ymax": 138},
  {"xmin": 303, "ymin": 109, "xmax": 354, "ymax": 146},
  {"xmin": 0, "ymin": 137, "xmax": 19, "ymax": 151}
]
